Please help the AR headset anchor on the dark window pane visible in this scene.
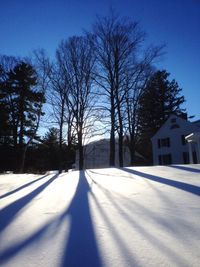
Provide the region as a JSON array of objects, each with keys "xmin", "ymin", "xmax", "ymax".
[
  {"xmin": 158, "ymin": 139, "xmax": 161, "ymax": 148},
  {"xmin": 183, "ymin": 152, "xmax": 189, "ymax": 164},
  {"xmin": 181, "ymin": 135, "xmax": 186, "ymax": 145}
]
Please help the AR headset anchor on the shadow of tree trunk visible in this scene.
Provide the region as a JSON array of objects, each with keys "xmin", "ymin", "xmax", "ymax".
[{"xmin": 61, "ymin": 170, "xmax": 102, "ymax": 267}]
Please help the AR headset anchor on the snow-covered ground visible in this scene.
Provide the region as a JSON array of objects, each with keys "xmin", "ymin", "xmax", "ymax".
[{"xmin": 0, "ymin": 165, "xmax": 200, "ymax": 267}]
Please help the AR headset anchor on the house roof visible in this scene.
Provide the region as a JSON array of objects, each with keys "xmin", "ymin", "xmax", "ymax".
[{"xmin": 151, "ymin": 114, "xmax": 200, "ymax": 140}]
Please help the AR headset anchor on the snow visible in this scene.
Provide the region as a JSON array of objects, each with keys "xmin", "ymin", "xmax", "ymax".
[{"xmin": 0, "ymin": 165, "xmax": 200, "ymax": 267}]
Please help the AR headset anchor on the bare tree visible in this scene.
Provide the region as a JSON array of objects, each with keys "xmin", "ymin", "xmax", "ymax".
[
  {"xmin": 48, "ymin": 60, "xmax": 69, "ymax": 172},
  {"xmin": 33, "ymin": 49, "xmax": 77, "ymax": 172},
  {"xmin": 57, "ymin": 36, "xmax": 96, "ymax": 170},
  {"xmin": 92, "ymin": 12, "xmax": 145, "ymax": 167},
  {"xmin": 124, "ymin": 46, "xmax": 163, "ymax": 165}
]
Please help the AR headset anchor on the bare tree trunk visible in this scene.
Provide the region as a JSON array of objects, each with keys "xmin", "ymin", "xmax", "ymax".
[
  {"xmin": 58, "ymin": 98, "xmax": 65, "ymax": 173},
  {"xmin": 78, "ymin": 129, "xmax": 84, "ymax": 170},
  {"xmin": 109, "ymin": 91, "xmax": 116, "ymax": 166},
  {"xmin": 109, "ymin": 123, "xmax": 115, "ymax": 166},
  {"xmin": 118, "ymin": 128, "xmax": 123, "ymax": 167},
  {"xmin": 129, "ymin": 135, "xmax": 135, "ymax": 165},
  {"xmin": 116, "ymin": 92, "xmax": 124, "ymax": 167},
  {"xmin": 20, "ymin": 145, "xmax": 28, "ymax": 173},
  {"xmin": 79, "ymin": 145, "xmax": 84, "ymax": 170}
]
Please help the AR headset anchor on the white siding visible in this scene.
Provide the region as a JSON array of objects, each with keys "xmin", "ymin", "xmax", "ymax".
[{"xmin": 151, "ymin": 115, "xmax": 200, "ymax": 165}]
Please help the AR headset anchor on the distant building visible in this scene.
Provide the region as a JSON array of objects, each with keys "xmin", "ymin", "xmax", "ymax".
[
  {"xmin": 151, "ymin": 114, "xmax": 200, "ymax": 165},
  {"xmin": 75, "ymin": 138, "xmax": 143, "ymax": 169}
]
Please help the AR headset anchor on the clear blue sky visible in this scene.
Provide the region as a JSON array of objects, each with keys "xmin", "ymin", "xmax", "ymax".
[{"xmin": 1, "ymin": 0, "xmax": 199, "ymax": 120}]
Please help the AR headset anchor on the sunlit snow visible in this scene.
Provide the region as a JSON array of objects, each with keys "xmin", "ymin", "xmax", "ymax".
[{"xmin": 0, "ymin": 165, "xmax": 200, "ymax": 267}]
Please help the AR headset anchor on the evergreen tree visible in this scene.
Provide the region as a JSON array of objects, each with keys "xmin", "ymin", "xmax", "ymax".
[
  {"xmin": 0, "ymin": 61, "xmax": 45, "ymax": 172},
  {"xmin": 42, "ymin": 127, "xmax": 60, "ymax": 170},
  {"xmin": 138, "ymin": 70, "xmax": 185, "ymax": 162},
  {"xmin": 40, "ymin": 127, "xmax": 75, "ymax": 171},
  {"xmin": 0, "ymin": 89, "xmax": 10, "ymax": 144},
  {"xmin": 0, "ymin": 63, "xmax": 12, "ymax": 144}
]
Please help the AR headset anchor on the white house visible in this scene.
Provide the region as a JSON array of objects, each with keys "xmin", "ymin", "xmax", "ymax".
[{"xmin": 151, "ymin": 114, "xmax": 200, "ymax": 165}]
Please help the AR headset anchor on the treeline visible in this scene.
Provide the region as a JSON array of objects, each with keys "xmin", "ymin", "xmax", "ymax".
[{"xmin": 0, "ymin": 12, "xmax": 186, "ymax": 172}]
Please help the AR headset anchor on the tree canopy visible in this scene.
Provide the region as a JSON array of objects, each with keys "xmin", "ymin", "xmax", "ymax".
[
  {"xmin": 137, "ymin": 70, "xmax": 185, "ymax": 162},
  {"xmin": 0, "ymin": 60, "xmax": 45, "ymax": 172}
]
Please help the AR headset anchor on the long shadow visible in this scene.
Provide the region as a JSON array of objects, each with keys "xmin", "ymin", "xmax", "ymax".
[
  {"xmin": 169, "ymin": 165, "xmax": 200, "ymax": 173},
  {"xmin": 0, "ymin": 174, "xmax": 49, "ymax": 199},
  {"xmin": 0, "ymin": 174, "xmax": 62, "ymax": 264},
  {"xmin": 0, "ymin": 221, "xmax": 51, "ymax": 264},
  {"xmin": 89, "ymin": 169, "xmax": 134, "ymax": 179},
  {"xmin": 0, "ymin": 174, "xmax": 59, "ymax": 233},
  {"xmin": 0, "ymin": 172, "xmax": 102, "ymax": 266},
  {"xmin": 85, "ymin": 173, "xmax": 140, "ymax": 266},
  {"xmin": 61, "ymin": 170, "xmax": 102, "ymax": 267},
  {"xmin": 121, "ymin": 168, "xmax": 200, "ymax": 196},
  {"xmin": 88, "ymin": 175, "xmax": 190, "ymax": 267}
]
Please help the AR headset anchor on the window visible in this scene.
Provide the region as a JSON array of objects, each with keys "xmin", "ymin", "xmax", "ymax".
[
  {"xmin": 193, "ymin": 151, "xmax": 197, "ymax": 164},
  {"xmin": 158, "ymin": 155, "xmax": 162, "ymax": 165},
  {"xmin": 170, "ymin": 124, "xmax": 180, "ymax": 129},
  {"xmin": 158, "ymin": 137, "xmax": 170, "ymax": 148},
  {"xmin": 183, "ymin": 152, "xmax": 189, "ymax": 164},
  {"xmin": 158, "ymin": 154, "xmax": 172, "ymax": 165},
  {"xmin": 171, "ymin": 118, "xmax": 176, "ymax": 123},
  {"xmin": 170, "ymin": 118, "xmax": 180, "ymax": 129},
  {"xmin": 181, "ymin": 135, "xmax": 187, "ymax": 145},
  {"xmin": 157, "ymin": 139, "xmax": 161, "ymax": 148}
]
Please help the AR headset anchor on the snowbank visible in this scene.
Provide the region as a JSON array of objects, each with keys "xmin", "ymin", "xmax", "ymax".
[{"xmin": 0, "ymin": 165, "xmax": 200, "ymax": 266}]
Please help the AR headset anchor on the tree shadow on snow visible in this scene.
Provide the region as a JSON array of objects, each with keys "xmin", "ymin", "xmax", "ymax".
[
  {"xmin": 0, "ymin": 171, "xmax": 102, "ymax": 267},
  {"xmin": 86, "ymin": 171, "xmax": 191, "ymax": 267},
  {"xmin": 0, "ymin": 174, "xmax": 49, "ymax": 199},
  {"xmin": 168, "ymin": 165, "xmax": 200, "ymax": 173},
  {"xmin": 0, "ymin": 221, "xmax": 52, "ymax": 264},
  {"xmin": 0, "ymin": 173, "xmax": 59, "ymax": 233},
  {"xmin": 60, "ymin": 170, "xmax": 102, "ymax": 267},
  {"xmin": 121, "ymin": 168, "xmax": 200, "ymax": 196}
]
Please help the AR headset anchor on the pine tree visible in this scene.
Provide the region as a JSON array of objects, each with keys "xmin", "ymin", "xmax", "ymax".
[
  {"xmin": 1, "ymin": 61, "xmax": 45, "ymax": 171},
  {"xmin": 138, "ymin": 70, "xmax": 185, "ymax": 162},
  {"xmin": 0, "ymin": 63, "xmax": 12, "ymax": 144},
  {"xmin": 0, "ymin": 88, "xmax": 9, "ymax": 144}
]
